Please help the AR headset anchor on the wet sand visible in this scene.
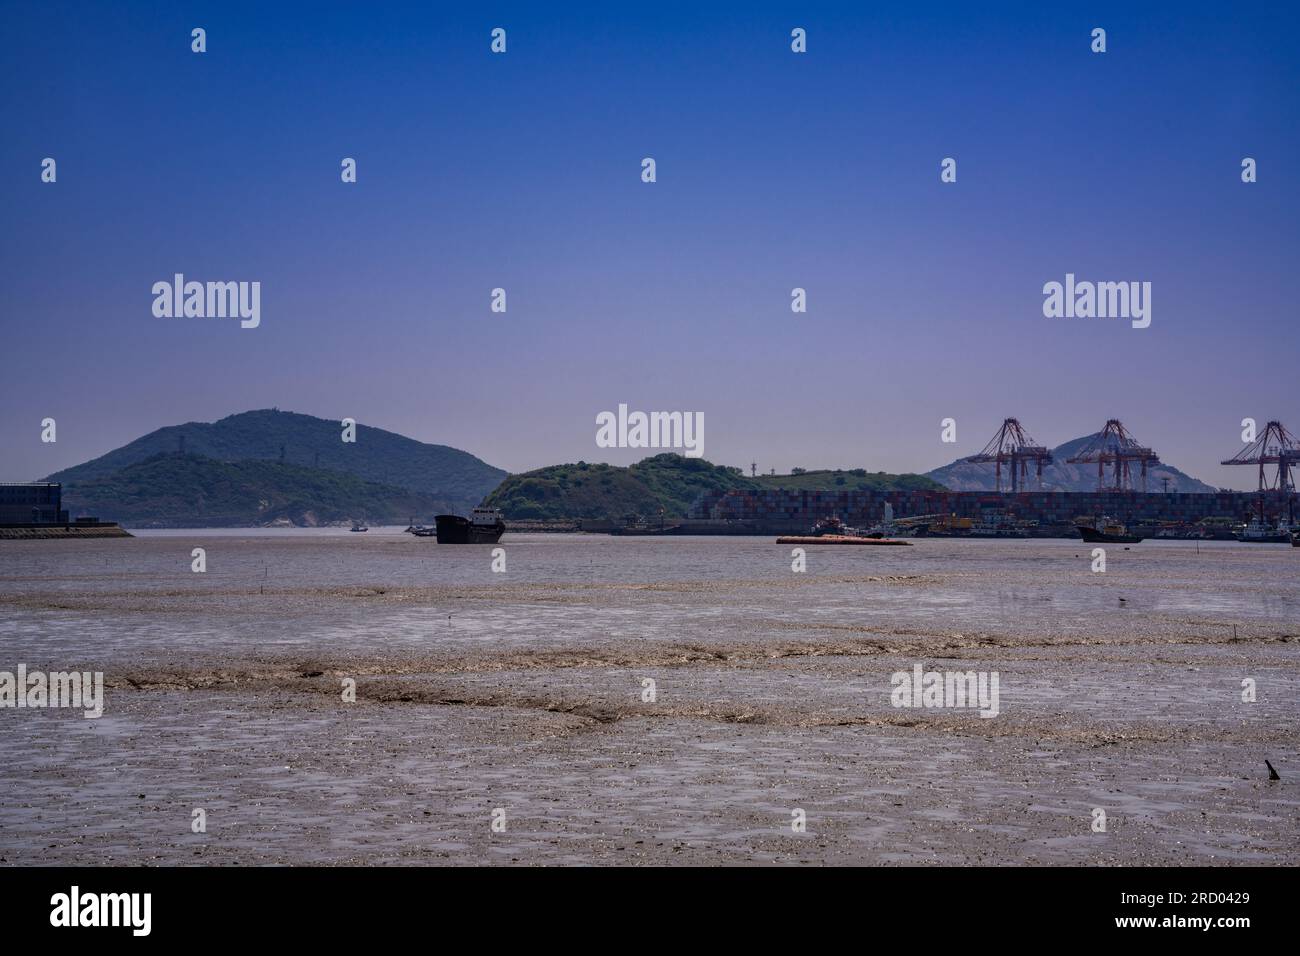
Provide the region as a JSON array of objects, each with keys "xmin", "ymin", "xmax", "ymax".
[{"xmin": 1, "ymin": 532, "xmax": 1296, "ymax": 865}]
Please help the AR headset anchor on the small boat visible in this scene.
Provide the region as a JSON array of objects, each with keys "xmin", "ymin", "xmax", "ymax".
[
  {"xmin": 970, "ymin": 510, "xmax": 1031, "ymax": 538},
  {"xmin": 1189, "ymin": 519, "xmax": 1240, "ymax": 540},
  {"xmin": 810, "ymin": 516, "xmax": 872, "ymax": 538},
  {"xmin": 610, "ymin": 511, "xmax": 681, "ymax": 535},
  {"xmin": 433, "ymin": 507, "xmax": 505, "ymax": 544},
  {"xmin": 1236, "ymin": 516, "xmax": 1290, "ymax": 544},
  {"xmin": 1292, "ymin": 531, "xmax": 1300, "ymax": 548},
  {"xmin": 860, "ymin": 502, "xmax": 908, "ymax": 538},
  {"xmin": 922, "ymin": 514, "xmax": 973, "ymax": 537},
  {"xmin": 409, "ymin": 525, "xmax": 436, "ymax": 537},
  {"xmin": 1075, "ymin": 516, "xmax": 1142, "ymax": 544},
  {"xmin": 787, "ymin": 511, "xmax": 911, "ymax": 545},
  {"xmin": 350, "ymin": 523, "xmax": 368, "ymax": 533},
  {"xmin": 777, "ymin": 535, "xmax": 911, "ymax": 546}
]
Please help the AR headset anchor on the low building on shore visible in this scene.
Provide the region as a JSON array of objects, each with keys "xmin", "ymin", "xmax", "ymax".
[
  {"xmin": 0, "ymin": 482, "xmax": 67, "ymax": 525},
  {"xmin": 0, "ymin": 483, "xmax": 131, "ymax": 538}
]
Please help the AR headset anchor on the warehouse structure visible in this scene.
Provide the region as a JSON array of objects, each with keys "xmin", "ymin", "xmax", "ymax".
[{"xmin": 0, "ymin": 482, "xmax": 67, "ymax": 525}]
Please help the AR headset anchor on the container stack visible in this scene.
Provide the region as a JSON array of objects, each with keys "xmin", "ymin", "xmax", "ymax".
[{"xmin": 691, "ymin": 489, "xmax": 1281, "ymax": 529}]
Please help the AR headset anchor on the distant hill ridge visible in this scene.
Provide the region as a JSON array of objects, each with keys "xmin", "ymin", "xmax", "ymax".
[
  {"xmin": 49, "ymin": 411, "xmax": 1219, "ymax": 529},
  {"xmin": 46, "ymin": 408, "xmax": 507, "ymax": 507},
  {"xmin": 61, "ymin": 453, "xmax": 457, "ymax": 528},
  {"xmin": 484, "ymin": 454, "xmax": 943, "ymax": 520},
  {"xmin": 926, "ymin": 432, "xmax": 1217, "ymax": 493}
]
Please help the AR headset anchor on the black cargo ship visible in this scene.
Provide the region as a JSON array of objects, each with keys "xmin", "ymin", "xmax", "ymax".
[
  {"xmin": 1075, "ymin": 516, "xmax": 1143, "ymax": 544},
  {"xmin": 434, "ymin": 508, "xmax": 505, "ymax": 544}
]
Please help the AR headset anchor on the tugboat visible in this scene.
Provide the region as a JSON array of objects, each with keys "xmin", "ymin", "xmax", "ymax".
[
  {"xmin": 1075, "ymin": 515, "xmax": 1142, "ymax": 544},
  {"xmin": 1234, "ymin": 495, "xmax": 1293, "ymax": 543},
  {"xmin": 1235, "ymin": 515, "xmax": 1291, "ymax": 544},
  {"xmin": 433, "ymin": 507, "xmax": 505, "ymax": 544}
]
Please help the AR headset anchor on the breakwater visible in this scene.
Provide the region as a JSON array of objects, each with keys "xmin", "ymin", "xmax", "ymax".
[{"xmin": 0, "ymin": 524, "xmax": 132, "ymax": 540}]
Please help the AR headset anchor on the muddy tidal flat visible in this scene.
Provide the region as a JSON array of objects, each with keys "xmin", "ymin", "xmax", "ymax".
[{"xmin": 1, "ymin": 530, "xmax": 1296, "ymax": 866}]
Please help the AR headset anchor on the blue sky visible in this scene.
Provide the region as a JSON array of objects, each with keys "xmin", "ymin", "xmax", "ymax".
[{"xmin": 2, "ymin": 1, "xmax": 1297, "ymax": 489}]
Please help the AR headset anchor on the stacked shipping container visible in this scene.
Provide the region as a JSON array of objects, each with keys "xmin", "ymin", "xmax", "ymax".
[{"xmin": 689, "ymin": 489, "xmax": 1292, "ymax": 531}]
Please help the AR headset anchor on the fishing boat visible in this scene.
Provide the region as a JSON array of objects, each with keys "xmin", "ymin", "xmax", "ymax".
[
  {"xmin": 433, "ymin": 507, "xmax": 505, "ymax": 544},
  {"xmin": 811, "ymin": 516, "xmax": 872, "ymax": 538},
  {"xmin": 783, "ymin": 511, "xmax": 911, "ymax": 545},
  {"xmin": 921, "ymin": 514, "xmax": 973, "ymax": 537},
  {"xmin": 610, "ymin": 511, "xmax": 682, "ymax": 535},
  {"xmin": 970, "ymin": 510, "xmax": 1031, "ymax": 538},
  {"xmin": 861, "ymin": 502, "xmax": 906, "ymax": 538},
  {"xmin": 350, "ymin": 522, "xmax": 368, "ymax": 533},
  {"xmin": 1235, "ymin": 494, "xmax": 1293, "ymax": 543},
  {"xmin": 1075, "ymin": 516, "xmax": 1142, "ymax": 544},
  {"xmin": 1235, "ymin": 515, "xmax": 1291, "ymax": 544}
]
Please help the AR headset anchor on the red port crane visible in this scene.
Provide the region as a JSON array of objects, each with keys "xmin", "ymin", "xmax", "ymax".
[
  {"xmin": 967, "ymin": 418, "xmax": 1054, "ymax": 493},
  {"xmin": 1066, "ymin": 419, "xmax": 1160, "ymax": 492},
  {"xmin": 1220, "ymin": 420, "xmax": 1299, "ymax": 493}
]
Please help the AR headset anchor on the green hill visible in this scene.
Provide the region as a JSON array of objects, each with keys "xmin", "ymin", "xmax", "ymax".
[
  {"xmin": 61, "ymin": 453, "xmax": 456, "ymax": 528},
  {"xmin": 483, "ymin": 454, "xmax": 943, "ymax": 520},
  {"xmin": 45, "ymin": 408, "xmax": 506, "ymax": 511},
  {"xmin": 752, "ymin": 468, "xmax": 944, "ymax": 493}
]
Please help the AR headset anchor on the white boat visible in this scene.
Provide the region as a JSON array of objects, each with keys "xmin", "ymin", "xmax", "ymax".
[
  {"xmin": 970, "ymin": 509, "xmax": 1030, "ymax": 538},
  {"xmin": 1236, "ymin": 516, "xmax": 1290, "ymax": 543}
]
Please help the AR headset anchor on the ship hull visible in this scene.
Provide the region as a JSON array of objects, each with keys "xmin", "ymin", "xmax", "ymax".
[
  {"xmin": 777, "ymin": 535, "xmax": 911, "ymax": 546},
  {"xmin": 434, "ymin": 514, "xmax": 504, "ymax": 544},
  {"xmin": 1077, "ymin": 526, "xmax": 1142, "ymax": 544}
]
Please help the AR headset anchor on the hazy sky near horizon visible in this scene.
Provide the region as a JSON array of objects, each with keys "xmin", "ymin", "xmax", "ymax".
[{"xmin": 2, "ymin": 1, "xmax": 1297, "ymax": 490}]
